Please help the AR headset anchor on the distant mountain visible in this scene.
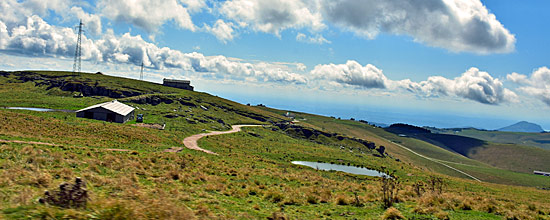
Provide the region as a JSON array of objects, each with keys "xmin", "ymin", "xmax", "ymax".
[{"xmin": 498, "ymin": 121, "xmax": 544, "ymax": 133}]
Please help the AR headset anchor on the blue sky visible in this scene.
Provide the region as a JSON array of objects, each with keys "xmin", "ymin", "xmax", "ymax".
[{"xmin": 1, "ymin": 0, "xmax": 549, "ymax": 129}]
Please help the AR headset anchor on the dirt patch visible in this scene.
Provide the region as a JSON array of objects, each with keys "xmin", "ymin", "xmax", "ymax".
[{"xmin": 182, "ymin": 125, "xmax": 262, "ymax": 155}]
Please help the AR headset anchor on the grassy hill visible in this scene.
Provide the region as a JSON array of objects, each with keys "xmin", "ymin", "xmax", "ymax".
[
  {"xmin": 498, "ymin": 121, "xmax": 544, "ymax": 133},
  {"xmin": 1, "ymin": 70, "xmax": 550, "ymax": 219},
  {"xmin": 434, "ymin": 127, "xmax": 550, "ymax": 150},
  {"xmin": 383, "ymin": 124, "xmax": 550, "ymax": 176}
]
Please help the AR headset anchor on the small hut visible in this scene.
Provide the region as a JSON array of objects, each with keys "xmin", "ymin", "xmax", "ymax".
[{"xmin": 76, "ymin": 100, "xmax": 135, "ymax": 123}]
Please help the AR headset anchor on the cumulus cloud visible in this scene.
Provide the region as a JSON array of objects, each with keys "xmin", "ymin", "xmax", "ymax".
[
  {"xmin": 219, "ymin": 0, "xmax": 325, "ymax": 36},
  {"xmin": 311, "ymin": 60, "xmax": 516, "ymax": 105},
  {"xmin": 0, "ymin": 13, "xmax": 306, "ymax": 85},
  {"xmin": 403, "ymin": 67, "xmax": 517, "ymax": 104},
  {"xmin": 311, "ymin": 60, "xmax": 388, "ymax": 89},
  {"xmin": 204, "ymin": 19, "xmax": 235, "ymax": 43},
  {"xmin": 296, "ymin": 32, "xmax": 331, "ymax": 44},
  {"xmin": 322, "ymin": 0, "xmax": 515, "ymax": 54},
  {"xmin": 98, "ymin": 0, "xmax": 202, "ymax": 32},
  {"xmin": 70, "ymin": 7, "xmax": 102, "ymax": 35},
  {"xmin": 507, "ymin": 67, "xmax": 550, "ymax": 106},
  {"xmin": 23, "ymin": 0, "xmax": 70, "ymax": 15},
  {"xmin": 0, "ymin": 15, "xmax": 101, "ymax": 60},
  {"xmin": 0, "ymin": 0, "xmax": 69, "ymax": 25}
]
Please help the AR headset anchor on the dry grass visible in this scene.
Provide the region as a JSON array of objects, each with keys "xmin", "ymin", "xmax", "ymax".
[{"xmin": 382, "ymin": 207, "xmax": 405, "ymax": 219}]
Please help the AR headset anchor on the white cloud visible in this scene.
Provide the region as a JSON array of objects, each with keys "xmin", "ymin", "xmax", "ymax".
[
  {"xmin": 296, "ymin": 32, "xmax": 331, "ymax": 44},
  {"xmin": 23, "ymin": 0, "xmax": 70, "ymax": 15},
  {"xmin": 98, "ymin": 0, "xmax": 201, "ymax": 32},
  {"xmin": 0, "ymin": 0, "xmax": 69, "ymax": 26},
  {"xmin": 322, "ymin": 0, "xmax": 515, "ymax": 54},
  {"xmin": 0, "ymin": 21, "xmax": 9, "ymax": 48},
  {"xmin": 204, "ymin": 19, "xmax": 235, "ymax": 43},
  {"xmin": 0, "ymin": 13, "xmax": 306, "ymax": 85},
  {"xmin": 403, "ymin": 67, "xmax": 517, "ymax": 104},
  {"xmin": 219, "ymin": 0, "xmax": 325, "ymax": 36},
  {"xmin": 311, "ymin": 60, "xmax": 517, "ymax": 105},
  {"xmin": 1, "ymin": 15, "xmax": 101, "ymax": 60},
  {"xmin": 180, "ymin": 0, "xmax": 207, "ymax": 13},
  {"xmin": 311, "ymin": 60, "xmax": 388, "ymax": 89},
  {"xmin": 507, "ymin": 67, "xmax": 550, "ymax": 106},
  {"xmin": 70, "ymin": 7, "xmax": 102, "ymax": 35}
]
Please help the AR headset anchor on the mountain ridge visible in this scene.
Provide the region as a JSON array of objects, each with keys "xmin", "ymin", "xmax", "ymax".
[{"xmin": 498, "ymin": 121, "xmax": 544, "ymax": 133}]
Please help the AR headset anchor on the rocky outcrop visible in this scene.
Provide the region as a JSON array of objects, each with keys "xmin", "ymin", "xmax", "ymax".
[
  {"xmin": 275, "ymin": 123, "xmax": 377, "ymax": 150},
  {"xmin": 128, "ymin": 95, "xmax": 175, "ymax": 105},
  {"xmin": 4, "ymin": 71, "xmax": 144, "ymax": 98}
]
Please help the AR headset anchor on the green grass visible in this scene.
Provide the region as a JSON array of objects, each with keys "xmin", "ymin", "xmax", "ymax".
[
  {"xmin": 436, "ymin": 128, "xmax": 550, "ymax": 150},
  {"xmin": 1, "ymin": 70, "xmax": 550, "ymax": 219},
  {"xmin": 263, "ymin": 107, "xmax": 550, "ymax": 187}
]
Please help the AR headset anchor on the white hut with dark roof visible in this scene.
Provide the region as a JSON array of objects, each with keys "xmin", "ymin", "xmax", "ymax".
[{"xmin": 76, "ymin": 100, "xmax": 135, "ymax": 123}]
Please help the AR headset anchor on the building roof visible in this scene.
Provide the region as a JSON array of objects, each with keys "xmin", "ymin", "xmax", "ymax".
[
  {"xmin": 163, "ymin": 78, "xmax": 190, "ymax": 83},
  {"xmin": 76, "ymin": 100, "xmax": 135, "ymax": 116}
]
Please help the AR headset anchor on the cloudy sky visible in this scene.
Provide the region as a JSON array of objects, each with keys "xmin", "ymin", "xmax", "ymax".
[{"xmin": 1, "ymin": 0, "xmax": 549, "ymax": 129}]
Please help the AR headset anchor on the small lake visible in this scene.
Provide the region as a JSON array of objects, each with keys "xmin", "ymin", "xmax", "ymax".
[
  {"xmin": 2, "ymin": 107, "xmax": 74, "ymax": 112},
  {"xmin": 291, "ymin": 161, "xmax": 388, "ymax": 177}
]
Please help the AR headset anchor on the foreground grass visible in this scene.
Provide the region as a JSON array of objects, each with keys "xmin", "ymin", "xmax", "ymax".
[{"xmin": 2, "ymin": 111, "xmax": 550, "ymax": 219}]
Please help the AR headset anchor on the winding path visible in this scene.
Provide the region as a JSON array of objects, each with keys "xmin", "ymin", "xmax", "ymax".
[{"xmin": 165, "ymin": 125, "xmax": 263, "ymax": 155}]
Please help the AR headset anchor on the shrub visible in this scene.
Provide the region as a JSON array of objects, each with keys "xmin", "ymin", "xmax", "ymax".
[
  {"xmin": 435, "ymin": 210, "xmax": 449, "ymax": 220},
  {"xmin": 38, "ymin": 177, "xmax": 88, "ymax": 209},
  {"xmin": 380, "ymin": 170, "xmax": 400, "ymax": 208},
  {"xmin": 335, "ymin": 195, "xmax": 348, "ymax": 205},
  {"xmin": 458, "ymin": 199, "xmax": 473, "ymax": 210},
  {"xmin": 382, "ymin": 207, "xmax": 405, "ymax": 219},
  {"xmin": 265, "ymin": 191, "xmax": 284, "ymax": 203},
  {"xmin": 267, "ymin": 211, "xmax": 288, "ymax": 220},
  {"xmin": 306, "ymin": 195, "xmax": 319, "ymax": 204}
]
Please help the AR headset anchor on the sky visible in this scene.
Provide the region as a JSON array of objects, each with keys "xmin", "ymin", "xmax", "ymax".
[{"xmin": 0, "ymin": 0, "xmax": 549, "ymax": 129}]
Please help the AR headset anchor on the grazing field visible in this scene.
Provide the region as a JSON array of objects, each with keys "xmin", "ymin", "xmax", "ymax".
[
  {"xmin": 434, "ymin": 128, "xmax": 550, "ymax": 150},
  {"xmin": 1, "ymin": 71, "xmax": 550, "ymax": 219}
]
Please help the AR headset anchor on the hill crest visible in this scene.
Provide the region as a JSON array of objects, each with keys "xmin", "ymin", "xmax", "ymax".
[{"xmin": 498, "ymin": 121, "xmax": 544, "ymax": 133}]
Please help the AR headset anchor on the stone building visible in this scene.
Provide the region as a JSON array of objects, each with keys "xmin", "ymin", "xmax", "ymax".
[{"xmin": 163, "ymin": 78, "xmax": 194, "ymax": 91}]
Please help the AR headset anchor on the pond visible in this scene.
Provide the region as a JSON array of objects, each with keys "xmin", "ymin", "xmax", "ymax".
[
  {"xmin": 2, "ymin": 107, "xmax": 74, "ymax": 112},
  {"xmin": 291, "ymin": 161, "xmax": 388, "ymax": 177}
]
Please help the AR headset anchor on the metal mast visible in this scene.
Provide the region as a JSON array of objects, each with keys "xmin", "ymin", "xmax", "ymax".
[
  {"xmin": 72, "ymin": 20, "xmax": 83, "ymax": 73},
  {"xmin": 140, "ymin": 62, "xmax": 144, "ymax": 80}
]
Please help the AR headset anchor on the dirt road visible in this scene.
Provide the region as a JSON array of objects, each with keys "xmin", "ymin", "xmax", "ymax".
[{"xmin": 177, "ymin": 125, "xmax": 262, "ymax": 155}]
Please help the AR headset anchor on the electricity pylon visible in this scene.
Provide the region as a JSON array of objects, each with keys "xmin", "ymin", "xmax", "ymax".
[
  {"xmin": 72, "ymin": 20, "xmax": 83, "ymax": 73},
  {"xmin": 140, "ymin": 62, "xmax": 144, "ymax": 80}
]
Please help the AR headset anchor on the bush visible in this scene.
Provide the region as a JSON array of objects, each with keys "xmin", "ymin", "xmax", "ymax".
[
  {"xmin": 335, "ymin": 195, "xmax": 348, "ymax": 205},
  {"xmin": 306, "ymin": 195, "xmax": 319, "ymax": 204},
  {"xmin": 38, "ymin": 177, "xmax": 88, "ymax": 209},
  {"xmin": 380, "ymin": 170, "xmax": 400, "ymax": 208},
  {"xmin": 265, "ymin": 191, "xmax": 284, "ymax": 203},
  {"xmin": 382, "ymin": 207, "xmax": 405, "ymax": 219},
  {"xmin": 435, "ymin": 210, "xmax": 449, "ymax": 220}
]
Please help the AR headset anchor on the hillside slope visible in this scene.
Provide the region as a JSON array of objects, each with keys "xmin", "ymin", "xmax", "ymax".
[
  {"xmin": 385, "ymin": 124, "xmax": 550, "ymax": 175},
  {"xmin": 433, "ymin": 127, "xmax": 550, "ymax": 150},
  {"xmin": 498, "ymin": 121, "xmax": 544, "ymax": 133},
  {"xmin": 1, "ymin": 70, "xmax": 550, "ymax": 219}
]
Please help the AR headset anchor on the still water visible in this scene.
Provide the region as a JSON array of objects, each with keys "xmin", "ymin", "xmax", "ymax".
[
  {"xmin": 292, "ymin": 161, "xmax": 387, "ymax": 177},
  {"xmin": 2, "ymin": 107, "xmax": 74, "ymax": 112}
]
